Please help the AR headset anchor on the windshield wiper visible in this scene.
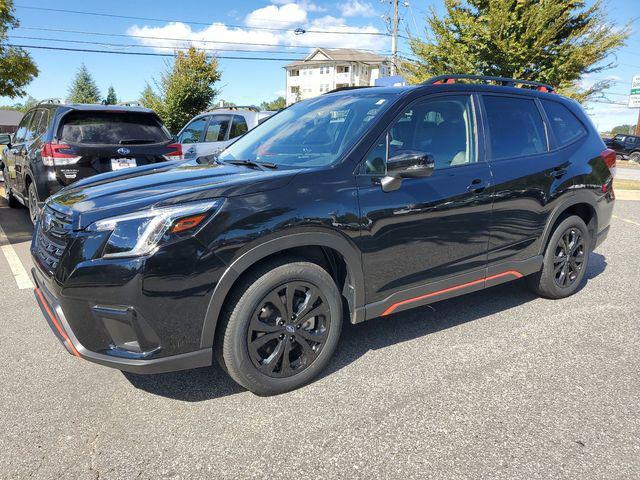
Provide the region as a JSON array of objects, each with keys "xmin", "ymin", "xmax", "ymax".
[{"xmin": 223, "ymin": 159, "xmax": 278, "ymax": 170}]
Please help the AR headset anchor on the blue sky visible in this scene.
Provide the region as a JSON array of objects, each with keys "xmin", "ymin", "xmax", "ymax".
[{"xmin": 2, "ymin": 0, "xmax": 639, "ymax": 131}]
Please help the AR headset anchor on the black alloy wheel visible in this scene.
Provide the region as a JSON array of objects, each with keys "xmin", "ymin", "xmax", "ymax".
[
  {"xmin": 28, "ymin": 183, "xmax": 39, "ymax": 224},
  {"xmin": 553, "ymin": 227, "xmax": 586, "ymax": 288},
  {"xmin": 247, "ymin": 281, "xmax": 330, "ymax": 378}
]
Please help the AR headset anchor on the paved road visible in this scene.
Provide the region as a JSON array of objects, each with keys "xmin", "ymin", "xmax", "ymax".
[
  {"xmin": 617, "ymin": 166, "xmax": 640, "ymax": 181},
  {"xmin": 0, "ymin": 193, "xmax": 639, "ymax": 480}
]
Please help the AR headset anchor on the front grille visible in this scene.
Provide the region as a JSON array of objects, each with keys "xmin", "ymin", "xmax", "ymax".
[{"xmin": 35, "ymin": 206, "xmax": 73, "ymax": 274}]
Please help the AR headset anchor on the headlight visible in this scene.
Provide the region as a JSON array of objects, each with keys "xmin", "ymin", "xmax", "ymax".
[{"xmin": 87, "ymin": 199, "xmax": 223, "ymax": 258}]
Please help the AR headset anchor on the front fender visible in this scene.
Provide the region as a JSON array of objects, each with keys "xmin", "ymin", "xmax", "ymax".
[{"xmin": 199, "ymin": 230, "xmax": 365, "ymax": 349}]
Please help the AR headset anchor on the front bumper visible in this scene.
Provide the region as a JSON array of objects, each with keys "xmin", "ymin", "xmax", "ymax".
[{"xmin": 32, "ymin": 268, "xmax": 212, "ymax": 374}]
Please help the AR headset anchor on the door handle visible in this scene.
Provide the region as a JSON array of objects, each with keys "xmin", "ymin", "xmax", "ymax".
[
  {"xmin": 467, "ymin": 178, "xmax": 488, "ymax": 194},
  {"xmin": 548, "ymin": 166, "xmax": 567, "ymax": 179}
]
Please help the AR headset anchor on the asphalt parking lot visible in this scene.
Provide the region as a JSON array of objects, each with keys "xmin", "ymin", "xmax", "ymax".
[{"xmin": 0, "ymin": 190, "xmax": 638, "ymax": 480}]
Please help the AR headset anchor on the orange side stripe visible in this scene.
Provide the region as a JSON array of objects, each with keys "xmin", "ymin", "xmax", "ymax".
[
  {"xmin": 35, "ymin": 288, "xmax": 80, "ymax": 357},
  {"xmin": 381, "ymin": 270, "xmax": 523, "ymax": 316}
]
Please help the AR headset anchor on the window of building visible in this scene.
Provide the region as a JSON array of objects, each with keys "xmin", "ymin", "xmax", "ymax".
[
  {"xmin": 337, "ymin": 66, "xmax": 350, "ymax": 74},
  {"xmin": 290, "ymin": 69, "xmax": 300, "ymax": 77},
  {"xmin": 483, "ymin": 95, "xmax": 548, "ymax": 160}
]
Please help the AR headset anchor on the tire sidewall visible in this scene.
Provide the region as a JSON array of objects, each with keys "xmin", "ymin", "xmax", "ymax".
[
  {"xmin": 223, "ymin": 262, "xmax": 343, "ymax": 395},
  {"xmin": 28, "ymin": 183, "xmax": 39, "ymax": 224},
  {"xmin": 540, "ymin": 216, "xmax": 591, "ymax": 298},
  {"xmin": 630, "ymin": 151, "xmax": 640, "ymax": 163}
]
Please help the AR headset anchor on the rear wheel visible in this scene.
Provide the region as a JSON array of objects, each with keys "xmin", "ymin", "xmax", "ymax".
[
  {"xmin": 629, "ymin": 151, "xmax": 640, "ymax": 163},
  {"xmin": 219, "ymin": 259, "xmax": 343, "ymax": 395},
  {"xmin": 27, "ymin": 182, "xmax": 40, "ymax": 224},
  {"xmin": 528, "ymin": 215, "xmax": 590, "ymax": 299}
]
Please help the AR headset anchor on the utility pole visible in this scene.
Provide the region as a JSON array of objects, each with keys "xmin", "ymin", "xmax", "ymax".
[{"xmin": 391, "ymin": 0, "xmax": 399, "ymax": 76}]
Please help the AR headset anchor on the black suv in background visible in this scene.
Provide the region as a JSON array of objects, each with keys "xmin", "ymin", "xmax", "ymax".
[
  {"xmin": 604, "ymin": 133, "xmax": 640, "ymax": 163},
  {"xmin": 0, "ymin": 100, "xmax": 181, "ymax": 223},
  {"xmin": 31, "ymin": 76, "xmax": 615, "ymax": 395}
]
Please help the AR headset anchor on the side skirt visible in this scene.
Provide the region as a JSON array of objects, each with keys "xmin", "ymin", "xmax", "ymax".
[{"xmin": 364, "ymin": 255, "xmax": 543, "ymax": 320}]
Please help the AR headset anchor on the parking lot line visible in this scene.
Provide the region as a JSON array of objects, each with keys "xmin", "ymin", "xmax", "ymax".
[
  {"xmin": 0, "ymin": 221, "xmax": 33, "ymax": 290},
  {"xmin": 612, "ymin": 214, "xmax": 640, "ymax": 227}
]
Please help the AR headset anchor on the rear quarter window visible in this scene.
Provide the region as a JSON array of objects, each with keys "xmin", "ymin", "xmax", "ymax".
[
  {"xmin": 483, "ymin": 95, "xmax": 548, "ymax": 160},
  {"xmin": 59, "ymin": 112, "xmax": 170, "ymax": 145},
  {"xmin": 541, "ymin": 100, "xmax": 587, "ymax": 147}
]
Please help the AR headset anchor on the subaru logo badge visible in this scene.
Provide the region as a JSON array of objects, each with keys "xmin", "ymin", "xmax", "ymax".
[{"xmin": 117, "ymin": 147, "xmax": 130, "ymax": 156}]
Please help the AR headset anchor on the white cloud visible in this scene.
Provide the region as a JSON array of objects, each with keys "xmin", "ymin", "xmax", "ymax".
[
  {"xmin": 271, "ymin": 0, "xmax": 327, "ymax": 13},
  {"xmin": 339, "ymin": 0, "xmax": 376, "ymax": 17},
  {"xmin": 245, "ymin": 4, "xmax": 307, "ymax": 28},
  {"xmin": 127, "ymin": 5, "xmax": 388, "ymax": 55}
]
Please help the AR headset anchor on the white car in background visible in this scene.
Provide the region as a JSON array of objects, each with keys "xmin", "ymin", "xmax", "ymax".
[{"xmin": 177, "ymin": 107, "xmax": 276, "ymax": 159}]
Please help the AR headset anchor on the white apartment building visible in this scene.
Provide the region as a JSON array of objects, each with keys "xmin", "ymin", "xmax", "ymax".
[{"xmin": 284, "ymin": 48, "xmax": 392, "ymax": 105}]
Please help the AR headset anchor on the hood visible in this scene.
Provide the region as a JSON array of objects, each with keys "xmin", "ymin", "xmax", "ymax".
[{"xmin": 48, "ymin": 159, "xmax": 299, "ymax": 229}]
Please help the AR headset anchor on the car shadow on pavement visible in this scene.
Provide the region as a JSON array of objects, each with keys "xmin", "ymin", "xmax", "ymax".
[{"xmin": 123, "ymin": 252, "xmax": 607, "ymax": 402}]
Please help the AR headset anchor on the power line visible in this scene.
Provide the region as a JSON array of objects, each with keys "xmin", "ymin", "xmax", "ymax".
[
  {"xmin": 6, "ymin": 43, "xmax": 396, "ymax": 63},
  {"xmin": 15, "ymin": 4, "xmax": 394, "ymax": 37},
  {"xmin": 16, "ymin": 26, "xmax": 393, "ymax": 55}
]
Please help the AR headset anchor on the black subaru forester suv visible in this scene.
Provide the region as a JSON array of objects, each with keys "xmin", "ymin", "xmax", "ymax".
[{"xmin": 31, "ymin": 76, "xmax": 615, "ymax": 395}]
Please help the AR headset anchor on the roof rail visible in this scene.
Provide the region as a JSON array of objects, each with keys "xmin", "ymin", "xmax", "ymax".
[
  {"xmin": 423, "ymin": 75, "xmax": 555, "ymax": 93},
  {"xmin": 209, "ymin": 105, "xmax": 260, "ymax": 112},
  {"xmin": 116, "ymin": 101, "xmax": 143, "ymax": 107},
  {"xmin": 325, "ymin": 86, "xmax": 374, "ymax": 94},
  {"xmin": 38, "ymin": 97, "xmax": 65, "ymax": 105}
]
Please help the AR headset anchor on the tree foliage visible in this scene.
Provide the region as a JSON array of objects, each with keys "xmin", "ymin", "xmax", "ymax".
[
  {"xmin": 105, "ymin": 85, "xmax": 118, "ymax": 105},
  {"xmin": 0, "ymin": 94, "xmax": 37, "ymax": 112},
  {"xmin": 611, "ymin": 124, "xmax": 635, "ymax": 135},
  {"xmin": 260, "ymin": 96, "xmax": 286, "ymax": 111},
  {"xmin": 0, "ymin": 0, "xmax": 38, "ymax": 98},
  {"xmin": 67, "ymin": 64, "xmax": 101, "ymax": 104},
  {"xmin": 404, "ymin": 0, "xmax": 628, "ymax": 102},
  {"xmin": 141, "ymin": 48, "xmax": 221, "ymax": 133}
]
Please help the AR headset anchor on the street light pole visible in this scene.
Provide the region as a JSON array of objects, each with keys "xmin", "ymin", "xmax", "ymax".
[{"xmin": 391, "ymin": 0, "xmax": 399, "ymax": 76}]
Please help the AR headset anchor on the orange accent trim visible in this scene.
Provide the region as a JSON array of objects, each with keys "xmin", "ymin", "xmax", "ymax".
[
  {"xmin": 35, "ymin": 288, "xmax": 80, "ymax": 357},
  {"xmin": 381, "ymin": 270, "xmax": 523, "ymax": 316}
]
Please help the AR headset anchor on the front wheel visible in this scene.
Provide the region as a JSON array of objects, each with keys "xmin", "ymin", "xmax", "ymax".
[
  {"xmin": 528, "ymin": 215, "xmax": 590, "ymax": 299},
  {"xmin": 219, "ymin": 260, "xmax": 343, "ymax": 395}
]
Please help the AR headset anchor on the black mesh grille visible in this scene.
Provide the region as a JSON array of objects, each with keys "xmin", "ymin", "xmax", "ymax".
[{"xmin": 35, "ymin": 206, "xmax": 73, "ymax": 274}]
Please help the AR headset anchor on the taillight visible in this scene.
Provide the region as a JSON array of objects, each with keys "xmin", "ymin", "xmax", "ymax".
[
  {"xmin": 41, "ymin": 142, "xmax": 81, "ymax": 166},
  {"xmin": 164, "ymin": 143, "xmax": 183, "ymax": 161},
  {"xmin": 601, "ymin": 148, "xmax": 616, "ymax": 177}
]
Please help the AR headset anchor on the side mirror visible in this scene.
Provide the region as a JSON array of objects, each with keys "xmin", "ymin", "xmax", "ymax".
[
  {"xmin": 0, "ymin": 133, "xmax": 11, "ymax": 146},
  {"xmin": 381, "ymin": 151, "xmax": 435, "ymax": 192}
]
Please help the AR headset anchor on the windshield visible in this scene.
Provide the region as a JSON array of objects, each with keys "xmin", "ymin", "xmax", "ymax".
[{"xmin": 217, "ymin": 92, "xmax": 395, "ymax": 167}]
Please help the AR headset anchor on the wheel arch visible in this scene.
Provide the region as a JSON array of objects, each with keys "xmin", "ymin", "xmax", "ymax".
[
  {"xmin": 199, "ymin": 230, "xmax": 365, "ymax": 349},
  {"xmin": 539, "ymin": 192, "xmax": 598, "ymax": 255}
]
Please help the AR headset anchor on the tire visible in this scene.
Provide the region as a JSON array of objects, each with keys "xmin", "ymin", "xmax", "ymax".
[
  {"xmin": 629, "ymin": 151, "xmax": 640, "ymax": 164},
  {"xmin": 3, "ymin": 171, "xmax": 21, "ymax": 209},
  {"xmin": 219, "ymin": 259, "xmax": 343, "ymax": 395},
  {"xmin": 27, "ymin": 182, "xmax": 40, "ymax": 224},
  {"xmin": 528, "ymin": 215, "xmax": 590, "ymax": 299}
]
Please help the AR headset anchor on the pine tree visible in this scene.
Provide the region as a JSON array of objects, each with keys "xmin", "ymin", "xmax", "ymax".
[
  {"xmin": 405, "ymin": 0, "xmax": 628, "ymax": 102},
  {"xmin": 105, "ymin": 86, "xmax": 117, "ymax": 105},
  {"xmin": 0, "ymin": 0, "xmax": 38, "ymax": 97},
  {"xmin": 67, "ymin": 64, "xmax": 101, "ymax": 104}
]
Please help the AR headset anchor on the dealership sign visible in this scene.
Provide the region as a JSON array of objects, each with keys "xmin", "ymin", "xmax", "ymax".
[{"xmin": 629, "ymin": 75, "xmax": 640, "ymax": 108}]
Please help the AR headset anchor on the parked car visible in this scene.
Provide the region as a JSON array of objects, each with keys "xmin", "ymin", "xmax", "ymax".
[
  {"xmin": 0, "ymin": 100, "xmax": 181, "ymax": 224},
  {"xmin": 176, "ymin": 106, "xmax": 275, "ymax": 159},
  {"xmin": 603, "ymin": 133, "xmax": 640, "ymax": 162},
  {"xmin": 32, "ymin": 75, "xmax": 615, "ymax": 395}
]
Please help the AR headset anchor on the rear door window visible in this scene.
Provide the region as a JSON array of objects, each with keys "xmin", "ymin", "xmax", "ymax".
[
  {"xmin": 541, "ymin": 100, "xmax": 586, "ymax": 146},
  {"xmin": 204, "ymin": 115, "xmax": 231, "ymax": 142},
  {"xmin": 13, "ymin": 111, "xmax": 34, "ymax": 144},
  {"xmin": 230, "ymin": 115, "xmax": 249, "ymax": 139},
  {"xmin": 24, "ymin": 110, "xmax": 43, "ymax": 142},
  {"xmin": 60, "ymin": 112, "xmax": 170, "ymax": 145},
  {"xmin": 483, "ymin": 96, "xmax": 548, "ymax": 160}
]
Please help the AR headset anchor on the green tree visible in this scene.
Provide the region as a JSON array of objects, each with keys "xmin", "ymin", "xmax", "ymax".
[
  {"xmin": 143, "ymin": 48, "xmax": 221, "ymax": 133},
  {"xmin": 405, "ymin": 0, "xmax": 628, "ymax": 102},
  {"xmin": 105, "ymin": 85, "xmax": 118, "ymax": 105},
  {"xmin": 260, "ymin": 96, "xmax": 286, "ymax": 111},
  {"xmin": 67, "ymin": 64, "xmax": 101, "ymax": 103},
  {"xmin": 611, "ymin": 124, "xmax": 634, "ymax": 135},
  {"xmin": 0, "ymin": 95, "xmax": 38, "ymax": 112},
  {"xmin": 0, "ymin": 0, "xmax": 38, "ymax": 97}
]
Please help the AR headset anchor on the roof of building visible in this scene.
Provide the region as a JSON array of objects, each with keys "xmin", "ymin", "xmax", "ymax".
[
  {"xmin": 285, "ymin": 48, "xmax": 388, "ymax": 68},
  {"xmin": 0, "ymin": 109, "xmax": 24, "ymax": 126}
]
